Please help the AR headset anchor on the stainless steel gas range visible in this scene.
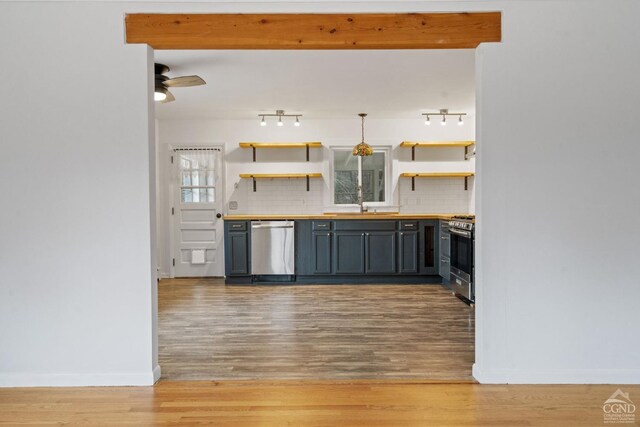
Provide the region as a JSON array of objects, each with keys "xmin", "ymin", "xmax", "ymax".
[{"xmin": 448, "ymin": 216, "xmax": 474, "ymax": 304}]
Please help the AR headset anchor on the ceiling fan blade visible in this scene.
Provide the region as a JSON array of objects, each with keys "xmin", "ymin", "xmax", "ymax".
[
  {"xmin": 161, "ymin": 90, "xmax": 175, "ymax": 103},
  {"xmin": 164, "ymin": 75, "xmax": 206, "ymax": 88}
]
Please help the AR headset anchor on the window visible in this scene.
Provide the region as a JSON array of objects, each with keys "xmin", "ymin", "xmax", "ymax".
[
  {"xmin": 177, "ymin": 150, "xmax": 218, "ymax": 203},
  {"xmin": 332, "ymin": 147, "xmax": 389, "ymax": 205}
]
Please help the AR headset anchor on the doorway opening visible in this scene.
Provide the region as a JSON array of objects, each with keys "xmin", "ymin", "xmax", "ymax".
[{"xmin": 131, "ymin": 12, "xmax": 501, "ymax": 383}]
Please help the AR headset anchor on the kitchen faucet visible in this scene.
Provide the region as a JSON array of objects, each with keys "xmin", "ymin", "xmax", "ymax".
[{"xmin": 356, "ymin": 184, "xmax": 368, "ymax": 213}]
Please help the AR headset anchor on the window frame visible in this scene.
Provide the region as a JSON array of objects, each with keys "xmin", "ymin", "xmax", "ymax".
[{"xmin": 329, "ymin": 145, "xmax": 392, "ymax": 208}]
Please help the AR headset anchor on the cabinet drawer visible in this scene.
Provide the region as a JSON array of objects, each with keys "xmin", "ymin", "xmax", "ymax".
[
  {"xmin": 227, "ymin": 221, "xmax": 247, "ymax": 231},
  {"xmin": 334, "ymin": 220, "xmax": 396, "ymax": 231},
  {"xmin": 312, "ymin": 221, "xmax": 332, "ymax": 231},
  {"xmin": 400, "ymin": 221, "xmax": 418, "ymax": 230}
]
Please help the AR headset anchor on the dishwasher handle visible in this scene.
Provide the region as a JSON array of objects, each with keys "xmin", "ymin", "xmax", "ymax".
[{"xmin": 251, "ymin": 224, "xmax": 294, "ymax": 229}]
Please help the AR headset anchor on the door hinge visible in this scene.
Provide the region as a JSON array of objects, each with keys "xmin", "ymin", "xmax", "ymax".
[
  {"xmin": 171, "ymin": 207, "xmax": 174, "ymax": 215},
  {"xmin": 172, "ymin": 258, "xmax": 175, "ymax": 267}
]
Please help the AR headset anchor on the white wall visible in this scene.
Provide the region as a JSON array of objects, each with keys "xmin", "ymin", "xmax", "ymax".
[
  {"xmin": 1, "ymin": 0, "xmax": 639, "ymax": 386},
  {"xmin": 0, "ymin": 2, "xmax": 158, "ymax": 386},
  {"xmin": 474, "ymin": 0, "xmax": 640, "ymax": 383},
  {"xmin": 157, "ymin": 118, "xmax": 475, "ymax": 275}
]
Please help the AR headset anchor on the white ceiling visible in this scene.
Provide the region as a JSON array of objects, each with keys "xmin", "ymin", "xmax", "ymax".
[{"xmin": 154, "ymin": 50, "xmax": 475, "ymax": 120}]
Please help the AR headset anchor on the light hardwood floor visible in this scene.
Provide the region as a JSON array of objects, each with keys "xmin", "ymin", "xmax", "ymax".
[
  {"xmin": 159, "ymin": 278, "xmax": 475, "ymax": 381},
  {"xmin": 1, "ymin": 381, "xmax": 638, "ymax": 426}
]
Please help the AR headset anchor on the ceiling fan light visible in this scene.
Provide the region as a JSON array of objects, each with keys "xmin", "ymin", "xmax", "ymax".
[
  {"xmin": 154, "ymin": 91, "xmax": 167, "ymax": 102},
  {"xmin": 154, "ymin": 85, "xmax": 167, "ymax": 102}
]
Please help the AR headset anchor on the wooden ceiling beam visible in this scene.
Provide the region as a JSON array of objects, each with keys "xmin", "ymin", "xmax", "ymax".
[{"xmin": 125, "ymin": 12, "xmax": 501, "ymax": 50}]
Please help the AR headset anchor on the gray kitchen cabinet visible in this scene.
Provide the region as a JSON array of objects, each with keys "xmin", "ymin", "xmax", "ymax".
[
  {"xmin": 439, "ymin": 220, "xmax": 451, "ymax": 281},
  {"xmin": 333, "ymin": 232, "xmax": 366, "ymax": 274},
  {"xmin": 365, "ymin": 232, "xmax": 397, "ymax": 274},
  {"xmin": 398, "ymin": 231, "xmax": 419, "ymax": 274},
  {"xmin": 311, "ymin": 231, "xmax": 332, "ymax": 274},
  {"xmin": 224, "ymin": 221, "xmax": 250, "ymax": 276}
]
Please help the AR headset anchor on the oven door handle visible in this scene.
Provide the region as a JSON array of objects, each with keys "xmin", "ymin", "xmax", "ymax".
[{"xmin": 449, "ymin": 228, "xmax": 472, "ymax": 238}]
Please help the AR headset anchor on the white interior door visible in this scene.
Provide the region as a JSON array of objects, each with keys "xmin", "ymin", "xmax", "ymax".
[{"xmin": 172, "ymin": 148, "xmax": 224, "ymax": 277}]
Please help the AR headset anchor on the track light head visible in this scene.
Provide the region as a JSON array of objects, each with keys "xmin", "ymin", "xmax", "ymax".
[
  {"xmin": 294, "ymin": 116, "xmax": 301, "ymax": 127},
  {"xmin": 424, "ymin": 115, "xmax": 431, "ymax": 126},
  {"xmin": 441, "ymin": 116, "xmax": 447, "ymax": 126},
  {"xmin": 458, "ymin": 115, "xmax": 464, "ymax": 126},
  {"xmin": 260, "ymin": 116, "xmax": 266, "ymax": 126}
]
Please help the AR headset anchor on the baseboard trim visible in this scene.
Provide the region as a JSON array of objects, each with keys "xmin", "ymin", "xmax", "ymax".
[
  {"xmin": 153, "ymin": 364, "xmax": 161, "ymax": 383},
  {"xmin": 472, "ymin": 363, "xmax": 640, "ymax": 384},
  {"xmin": 0, "ymin": 370, "xmax": 158, "ymax": 387}
]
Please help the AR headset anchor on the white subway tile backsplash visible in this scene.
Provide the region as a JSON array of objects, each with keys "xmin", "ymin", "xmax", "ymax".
[
  {"xmin": 398, "ymin": 177, "xmax": 473, "ymax": 214},
  {"xmin": 239, "ymin": 178, "xmax": 325, "ymax": 215},
  {"xmin": 235, "ymin": 173, "xmax": 473, "ymax": 215}
]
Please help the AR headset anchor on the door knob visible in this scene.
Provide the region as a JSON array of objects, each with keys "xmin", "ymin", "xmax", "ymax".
[{"xmin": 216, "ymin": 213, "xmax": 222, "ymax": 219}]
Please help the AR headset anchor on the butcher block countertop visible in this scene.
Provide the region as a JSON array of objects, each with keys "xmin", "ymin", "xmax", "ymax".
[{"xmin": 224, "ymin": 213, "xmax": 473, "ymax": 220}]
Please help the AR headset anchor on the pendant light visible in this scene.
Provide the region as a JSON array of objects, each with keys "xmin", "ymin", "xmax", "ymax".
[{"xmin": 352, "ymin": 113, "xmax": 373, "ymax": 157}]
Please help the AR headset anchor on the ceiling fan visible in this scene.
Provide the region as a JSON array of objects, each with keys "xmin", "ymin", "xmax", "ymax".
[{"xmin": 154, "ymin": 63, "xmax": 206, "ymax": 103}]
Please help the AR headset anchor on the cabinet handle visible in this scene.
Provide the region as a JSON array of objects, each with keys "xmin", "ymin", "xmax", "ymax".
[
  {"xmin": 327, "ymin": 233, "xmax": 330, "ymax": 236},
  {"xmin": 400, "ymin": 232, "xmax": 404, "ymax": 235},
  {"xmin": 441, "ymin": 236, "xmax": 448, "ymax": 240},
  {"xmin": 441, "ymin": 258, "xmax": 449, "ymax": 263}
]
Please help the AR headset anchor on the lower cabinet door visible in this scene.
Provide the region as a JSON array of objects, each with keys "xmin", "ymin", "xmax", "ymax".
[
  {"xmin": 333, "ymin": 232, "xmax": 365, "ymax": 274},
  {"xmin": 365, "ymin": 232, "xmax": 397, "ymax": 274},
  {"xmin": 312, "ymin": 232, "xmax": 332, "ymax": 274},
  {"xmin": 227, "ymin": 232, "xmax": 249, "ymax": 275},
  {"xmin": 399, "ymin": 231, "xmax": 418, "ymax": 274}
]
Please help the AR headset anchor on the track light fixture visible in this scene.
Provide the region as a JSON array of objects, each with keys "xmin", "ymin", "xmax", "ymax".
[
  {"xmin": 422, "ymin": 109, "xmax": 467, "ymax": 127},
  {"xmin": 258, "ymin": 110, "xmax": 302, "ymax": 127}
]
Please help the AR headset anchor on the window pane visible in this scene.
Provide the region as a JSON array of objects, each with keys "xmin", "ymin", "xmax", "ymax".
[
  {"xmin": 333, "ymin": 150, "xmax": 358, "ymax": 204},
  {"xmin": 181, "ymin": 189, "xmax": 193, "ymax": 203},
  {"xmin": 361, "ymin": 152, "xmax": 385, "ymax": 202}
]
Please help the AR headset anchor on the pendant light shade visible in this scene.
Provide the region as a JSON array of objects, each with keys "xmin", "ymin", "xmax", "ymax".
[{"xmin": 352, "ymin": 113, "xmax": 373, "ymax": 157}]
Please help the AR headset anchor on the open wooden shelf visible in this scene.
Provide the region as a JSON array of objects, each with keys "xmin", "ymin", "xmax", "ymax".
[
  {"xmin": 400, "ymin": 172, "xmax": 474, "ymax": 178},
  {"xmin": 400, "ymin": 141, "xmax": 475, "ymax": 148},
  {"xmin": 239, "ymin": 142, "xmax": 323, "ymax": 162},
  {"xmin": 239, "ymin": 173, "xmax": 322, "ymax": 192},
  {"xmin": 400, "ymin": 172, "xmax": 474, "ymax": 191},
  {"xmin": 239, "ymin": 173, "xmax": 322, "ymax": 179},
  {"xmin": 400, "ymin": 141, "xmax": 475, "ymax": 160}
]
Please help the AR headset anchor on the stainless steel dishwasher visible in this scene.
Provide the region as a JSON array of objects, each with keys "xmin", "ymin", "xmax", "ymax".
[{"xmin": 250, "ymin": 221, "xmax": 295, "ymax": 275}]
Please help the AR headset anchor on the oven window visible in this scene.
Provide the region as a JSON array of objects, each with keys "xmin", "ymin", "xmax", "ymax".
[{"xmin": 451, "ymin": 233, "xmax": 473, "ymax": 274}]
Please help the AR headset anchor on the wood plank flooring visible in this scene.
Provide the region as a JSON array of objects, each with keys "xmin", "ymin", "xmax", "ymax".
[
  {"xmin": 2, "ymin": 381, "xmax": 638, "ymax": 426},
  {"xmin": 159, "ymin": 279, "xmax": 474, "ymax": 381}
]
